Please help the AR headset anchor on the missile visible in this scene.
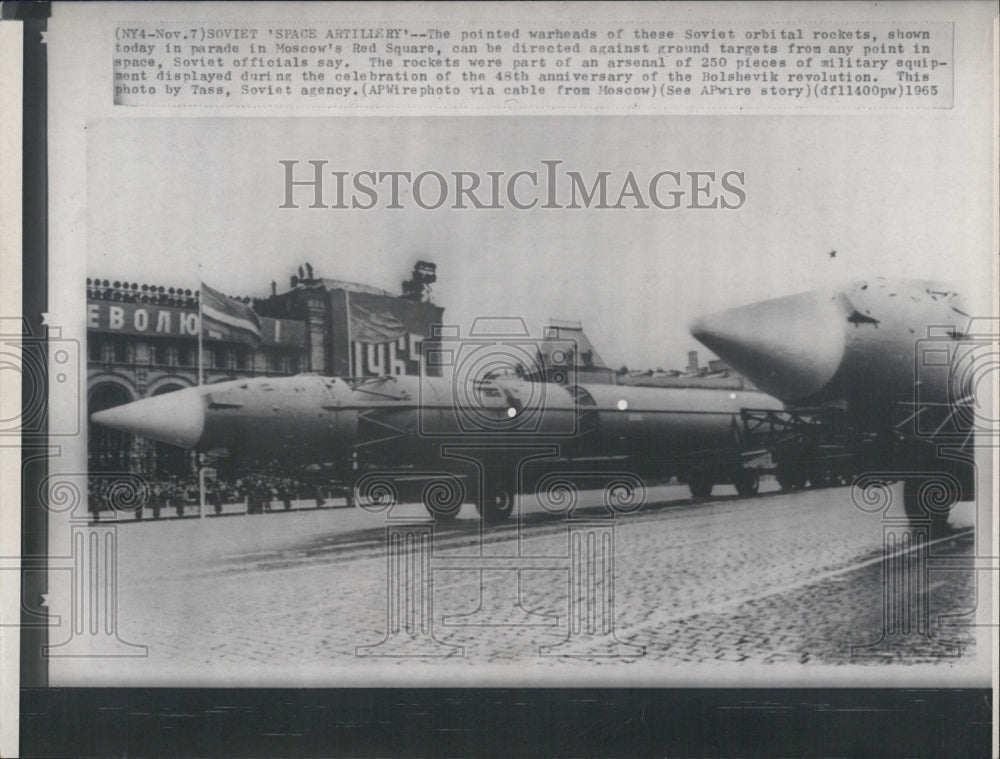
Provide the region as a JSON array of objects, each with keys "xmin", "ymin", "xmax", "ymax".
[
  {"xmin": 90, "ymin": 385, "xmax": 205, "ymax": 449},
  {"xmin": 690, "ymin": 277, "xmax": 985, "ymax": 525},
  {"xmin": 91, "ymin": 372, "xmax": 784, "ymax": 519},
  {"xmin": 690, "ymin": 278, "xmax": 974, "ymax": 412},
  {"xmin": 92, "ymin": 374, "xmax": 364, "ymax": 464}
]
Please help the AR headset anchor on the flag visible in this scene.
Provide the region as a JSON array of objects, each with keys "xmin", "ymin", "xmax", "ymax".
[
  {"xmin": 200, "ymin": 282, "xmax": 262, "ymax": 348},
  {"xmin": 349, "ymin": 301, "xmax": 407, "ymax": 344}
]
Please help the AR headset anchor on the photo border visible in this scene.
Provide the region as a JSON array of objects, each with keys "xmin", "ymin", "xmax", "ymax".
[{"xmin": 3, "ymin": 1, "xmax": 995, "ymax": 756}]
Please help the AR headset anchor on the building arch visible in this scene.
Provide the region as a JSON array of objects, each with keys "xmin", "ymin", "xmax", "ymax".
[
  {"xmin": 146, "ymin": 374, "xmax": 195, "ymax": 397},
  {"xmin": 86, "ymin": 372, "xmax": 137, "ymax": 398}
]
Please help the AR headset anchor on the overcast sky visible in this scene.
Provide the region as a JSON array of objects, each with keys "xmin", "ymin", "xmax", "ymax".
[{"xmin": 88, "ymin": 114, "xmax": 992, "ymax": 370}]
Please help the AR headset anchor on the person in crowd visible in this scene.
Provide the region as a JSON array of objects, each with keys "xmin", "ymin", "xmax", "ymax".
[
  {"xmin": 209, "ymin": 479, "xmax": 224, "ymax": 515},
  {"xmin": 150, "ymin": 481, "xmax": 163, "ymax": 520},
  {"xmin": 88, "ymin": 479, "xmax": 103, "ymax": 522}
]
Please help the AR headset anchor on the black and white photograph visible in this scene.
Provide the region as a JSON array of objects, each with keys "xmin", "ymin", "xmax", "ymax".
[
  {"xmin": 62, "ymin": 113, "xmax": 995, "ymax": 685},
  {"xmin": 1, "ymin": 1, "xmax": 997, "ymax": 755}
]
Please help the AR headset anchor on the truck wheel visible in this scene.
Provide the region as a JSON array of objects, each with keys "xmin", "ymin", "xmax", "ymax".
[
  {"xmin": 476, "ymin": 476, "xmax": 516, "ymax": 523},
  {"xmin": 734, "ymin": 468, "xmax": 759, "ymax": 497},
  {"xmin": 777, "ymin": 462, "xmax": 808, "ymax": 490},
  {"xmin": 903, "ymin": 477, "xmax": 953, "ymax": 533},
  {"xmin": 423, "ymin": 477, "xmax": 464, "ymax": 522},
  {"xmin": 775, "ymin": 468, "xmax": 794, "ymax": 490},
  {"xmin": 806, "ymin": 464, "xmax": 830, "ymax": 489},
  {"xmin": 688, "ymin": 470, "xmax": 713, "ymax": 498}
]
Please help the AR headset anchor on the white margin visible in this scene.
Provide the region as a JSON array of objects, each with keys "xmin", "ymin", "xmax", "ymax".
[
  {"xmin": 0, "ymin": 17, "xmax": 25, "ymax": 759},
  {"xmin": 991, "ymin": 14, "xmax": 999, "ymax": 758}
]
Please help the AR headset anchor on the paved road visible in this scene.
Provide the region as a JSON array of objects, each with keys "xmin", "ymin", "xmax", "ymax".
[{"xmin": 52, "ymin": 480, "xmax": 986, "ymax": 685}]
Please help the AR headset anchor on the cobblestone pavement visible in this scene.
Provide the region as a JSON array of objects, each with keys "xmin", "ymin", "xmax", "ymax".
[{"xmin": 50, "ymin": 480, "xmax": 989, "ymax": 685}]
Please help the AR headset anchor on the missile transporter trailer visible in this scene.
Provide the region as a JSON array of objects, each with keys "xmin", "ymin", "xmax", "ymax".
[{"xmin": 92, "ymin": 373, "xmax": 785, "ymax": 523}]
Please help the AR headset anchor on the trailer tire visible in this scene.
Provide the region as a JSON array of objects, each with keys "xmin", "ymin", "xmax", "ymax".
[
  {"xmin": 476, "ymin": 473, "xmax": 516, "ymax": 523},
  {"xmin": 688, "ymin": 470, "xmax": 714, "ymax": 498},
  {"xmin": 776, "ymin": 463, "xmax": 805, "ymax": 491},
  {"xmin": 734, "ymin": 468, "xmax": 760, "ymax": 497},
  {"xmin": 806, "ymin": 464, "xmax": 830, "ymax": 489},
  {"xmin": 903, "ymin": 477, "xmax": 953, "ymax": 534},
  {"xmin": 423, "ymin": 477, "xmax": 464, "ymax": 522}
]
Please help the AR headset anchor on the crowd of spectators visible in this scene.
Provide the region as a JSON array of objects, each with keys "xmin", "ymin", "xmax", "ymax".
[{"xmin": 87, "ymin": 474, "xmax": 341, "ymax": 520}]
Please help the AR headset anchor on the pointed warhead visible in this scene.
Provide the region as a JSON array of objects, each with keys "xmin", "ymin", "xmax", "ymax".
[
  {"xmin": 690, "ymin": 290, "xmax": 851, "ymax": 403},
  {"xmin": 90, "ymin": 387, "xmax": 206, "ymax": 449}
]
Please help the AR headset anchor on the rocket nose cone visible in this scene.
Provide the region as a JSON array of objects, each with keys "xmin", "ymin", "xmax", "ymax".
[
  {"xmin": 690, "ymin": 290, "xmax": 850, "ymax": 402},
  {"xmin": 90, "ymin": 387, "xmax": 205, "ymax": 449}
]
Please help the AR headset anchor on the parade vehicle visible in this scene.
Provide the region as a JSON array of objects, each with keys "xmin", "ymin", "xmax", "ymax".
[
  {"xmin": 691, "ymin": 277, "xmax": 985, "ymax": 528},
  {"xmin": 90, "ymin": 372, "xmax": 784, "ymax": 522}
]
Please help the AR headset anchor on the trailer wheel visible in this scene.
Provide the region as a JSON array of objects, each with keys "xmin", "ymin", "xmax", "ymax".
[
  {"xmin": 734, "ymin": 468, "xmax": 759, "ymax": 497},
  {"xmin": 688, "ymin": 470, "xmax": 714, "ymax": 498},
  {"xmin": 422, "ymin": 477, "xmax": 464, "ymax": 522},
  {"xmin": 776, "ymin": 462, "xmax": 805, "ymax": 491},
  {"xmin": 476, "ymin": 474, "xmax": 516, "ymax": 523},
  {"xmin": 476, "ymin": 486, "xmax": 515, "ymax": 523},
  {"xmin": 806, "ymin": 464, "xmax": 830, "ymax": 489}
]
